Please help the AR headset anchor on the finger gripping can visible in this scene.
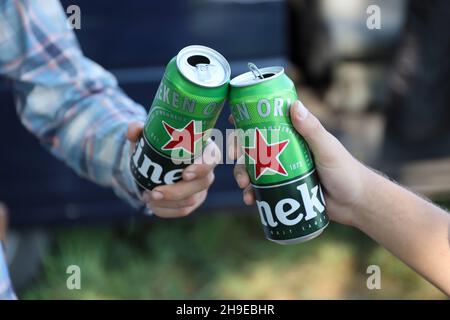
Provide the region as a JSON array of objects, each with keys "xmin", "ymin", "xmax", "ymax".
[
  {"xmin": 229, "ymin": 64, "xmax": 329, "ymax": 244},
  {"xmin": 131, "ymin": 45, "xmax": 230, "ymax": 191}
]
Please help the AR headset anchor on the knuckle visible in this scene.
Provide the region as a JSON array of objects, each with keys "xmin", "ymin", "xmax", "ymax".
[
  {"xmin": 309, "ymin": 116, "xmax": 324, "ymax": 135},
  {"xmin": 237, "ymin": 164, "xmax": 247, "ymax": 175},
  {"xmin": 184, "ymin": 195, "xmax": 197, "ymax": 207},
  {"xmin": 233, "ymin": 164, "xmax": 242, "ymax": 178},
  {"xmin": 244, "ymin": 185, "xmax": 253, "ymax": 195},
  {"xmin": 200, "ymin": 166, "xmax": 212, "ymax": 177},
  {"xmin": 152, "ymin": 208, "xmax": 163, "ymax": 217},
  {"xmin": 178, "ymin": 207, "xmax": 192, "ymax": 217},
  {"xmin": 233, "ymin": 165, "xmax": 248, "ymax": 186},
  {"xmin": 206, "ymin": 172, "xmax": 215, "ymax": 186},
  {"xmin": 165, "ymin": 188, "xmax": 183, "ymax": 201},
  {"xmin": 188, "ymin": 165, "xmax": 202, "ymax": 177}
]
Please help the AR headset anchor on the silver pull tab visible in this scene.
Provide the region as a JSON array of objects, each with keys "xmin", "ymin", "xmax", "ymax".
[
  {"xmin": 248, "ymin": 62, "xmax": 263, "ymax": 80},
  {"xmin": 196, "ymin": 63, "xmax": 213, "ymax": 83}
]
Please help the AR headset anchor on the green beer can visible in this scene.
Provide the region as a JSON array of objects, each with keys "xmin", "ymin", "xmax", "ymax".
[
  {"xmin": 229, "ymin": 64, "xmax": 329, "ymax": 244},
  {"xmin": 131, "ymin": 45, "xmax": 230, "ymax": 191}
]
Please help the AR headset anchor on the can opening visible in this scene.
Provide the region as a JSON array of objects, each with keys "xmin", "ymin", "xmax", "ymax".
[
  {"xmin": 262, "ymin": 73, "xmax": 275, "ymax": 78},
  {"xmin": 230, "ymin": 66, "xmax": 284, "ymax": 87},
  {"xmin": 187, "ymin": 55, "xmax": 210, "ymax": 67}
]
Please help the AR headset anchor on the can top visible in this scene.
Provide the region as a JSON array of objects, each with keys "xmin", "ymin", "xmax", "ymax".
[
  {"xmin": 176, "ymin": 45, "xmax": 231, "ymax": 88},
  {"xmin": 230, "ymin": 65, "xmax": 284, "ymax": 87}
]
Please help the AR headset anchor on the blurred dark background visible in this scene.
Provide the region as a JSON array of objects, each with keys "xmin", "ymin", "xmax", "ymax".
[{"xmin": 0, "ymin": 0, "xmax": 449, "ymax": 297}]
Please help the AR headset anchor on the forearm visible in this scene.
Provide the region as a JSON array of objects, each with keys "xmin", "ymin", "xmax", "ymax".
[
  {"xmin": 55, "ymin": 91, "xmax": 146, "ymax": 206},
  {"xmin": 17, "ymin": 82, "xmax": 146, "ymax": 207},
  {"xmin": 353, "ymin": 165, "xmax": 450, "ymax": 294}
]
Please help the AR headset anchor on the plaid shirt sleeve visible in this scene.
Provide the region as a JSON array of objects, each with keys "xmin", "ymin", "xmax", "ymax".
[
  {"xmin": 0, "ymin": 0, "xmax": 148, "ymax": 207},
  {"xmin": 0, "ymin": 245, "xmax": 16, "ymax": 300}
]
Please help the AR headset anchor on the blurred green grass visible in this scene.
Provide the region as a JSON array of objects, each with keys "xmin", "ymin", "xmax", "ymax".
[{"xmin": 21, "ymin": 208, "xmax": 447, "ymax": 299}]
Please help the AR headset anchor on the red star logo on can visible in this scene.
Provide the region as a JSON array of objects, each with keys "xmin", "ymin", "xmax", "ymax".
[
  {"xmin": 162, "ymin": 120, "xmax": 205, "ymax": 155},
  {"xmin": 244, "ymin": 128, "xmax": 289, "ymax": 180}
]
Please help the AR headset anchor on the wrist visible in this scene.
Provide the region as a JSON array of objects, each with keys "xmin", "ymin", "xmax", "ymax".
[
  {"xmin": 114, "ymin": 137, "xmax": 145, "ymax": 208},
  {"xmin": 346, "ymin": 163, "xmax": 379, "ymax": 229}
]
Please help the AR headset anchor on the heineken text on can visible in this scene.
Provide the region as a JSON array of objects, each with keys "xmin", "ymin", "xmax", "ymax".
[
  {"xmin": 229, "ymin": 64, "xmax": 328, "ymax": 244},
  {"xmin": 131, "ymin": 45, "xmax": 230, "ymax": 191}
]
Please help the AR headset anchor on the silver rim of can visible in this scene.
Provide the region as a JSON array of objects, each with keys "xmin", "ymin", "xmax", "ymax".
[
  {"xmin": 176, "ymin": 45, "xmax": 231, "ymax": 88},
  {"xmin": 230, "ymin": 66, "xmax": 284, "ymax": 87}
]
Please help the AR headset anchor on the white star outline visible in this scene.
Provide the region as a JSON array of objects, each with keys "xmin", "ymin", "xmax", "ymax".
[
  {"xmin": 161, "ymin": 119, "xmax": 204, "ymax": 155},
  {"xmin": 245, "ymin": 128, "xmax": 290, "ymax": 180}
]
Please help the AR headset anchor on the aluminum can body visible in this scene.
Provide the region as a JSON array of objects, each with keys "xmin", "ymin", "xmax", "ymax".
[
  {"xmin": 229, "ymin": 66, "xmax": 329, "ymax": 244},
  {"xmin": 131, "ymin": 45, "xmax": 230, "ymax": 191}
]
